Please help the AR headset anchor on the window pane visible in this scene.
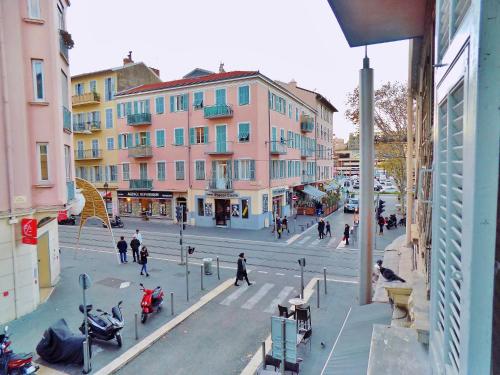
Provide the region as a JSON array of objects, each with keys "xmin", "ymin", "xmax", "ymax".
[
  {"xmin": 28, "ymin": 0, "xmax": 41, "ymax": 19},
  {"xmin": 32, "ymin": 60, "xmax": 44, "ymax": 100},
  {"xmin": 197, "ymin": 198, "xmax": 204, "ymax": 216},
  {"xmin": 38, "ymin": 144, "xmax": 48, "ymax": 180},
  {"xmin": 238, "ymin": 123, "xmax": 250, "ymax": 142}
]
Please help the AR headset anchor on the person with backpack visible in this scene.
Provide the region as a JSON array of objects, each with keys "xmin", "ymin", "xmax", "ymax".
[
  {"xmin": 130, "ymin": 236, "xmax": 141, "ymax": 262},
  {"xmin": 140, "ymin": 246, "xmax": 149, "ymax": 277}
]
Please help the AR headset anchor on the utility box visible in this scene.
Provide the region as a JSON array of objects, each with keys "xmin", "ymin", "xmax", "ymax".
[{"xmin": 203, "ymin": 258, "xmax": 213, "ymax": 275}]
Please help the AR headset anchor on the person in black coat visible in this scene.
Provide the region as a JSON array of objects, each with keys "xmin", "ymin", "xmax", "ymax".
[
  {"xmin": 235, "ymin": 253, "xmax": 252, "ymax": 286},
  {"xmin": 318, "ymin": 218, "xmax": 325, "ymax": 239},
  {"xmin": 117, "ymin": 236, "xmax": 128, "ymax": 263},
  {"xmin": 140, "ymin": 246, "xmax": 149, "ymax": 277},
  {"xmin": 130, "ymin": 237, "xmax": 141, "ymax": 262},
  {"xmin": 344, "ymin": 224, "xmax": 350, "ymax": 245}
]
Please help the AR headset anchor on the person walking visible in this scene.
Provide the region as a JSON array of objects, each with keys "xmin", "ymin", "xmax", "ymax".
[
  {"xmin": 318, "ymin": 218, "xmax": 325, "ymax": 239},
  {"xmin": 234, "ymin": 253, "xmax": 252, "ymax": 286},
  {"xmin": 117, "ymin": 236, "xmax": 128, "ymax": 263},
  {"xmin": 276, "ymin": 216, "xmax": 282, "ymax": 239},
  {"xmin": 282, "ymin": 216, "xmax": 290, "ymax": 234},
  {"xmin": 130, "ymin": 236, "xmax": 141, "ymax": 262},
  {"xmin": 325, "ymin": 221, "xmax": 332, "ymax": 237},
  {"xmin": 134, "ymin": 229, "xmax": 143, "ymax": 244},
  {"xmin": 378, "ymin": 216, "xmax": 385, "ymax": 236},
  {"xmin": 343, "ymin": 224, "xmax": 350, "ymax": 245},
  {"xmin": 139, "ymin": 245, "xmax": 149, "ymax": 277}
]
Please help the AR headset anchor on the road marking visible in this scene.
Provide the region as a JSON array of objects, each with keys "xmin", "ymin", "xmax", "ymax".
[
  {"xmin": 263, "ymin": 286, "xmax": 295, "ymax": 313},
  {"xmin": 285, "ymin": 234, "xmax": 300, "ymax": 245},
  {"xmin": 320, "ymin": 307, "xmax": 352, "ymax": 375},
  {"xmin": 298, "ymin": 236, "xmax": 311, "ymax": 245},
  {"xmin": 293, "ymin": 275, "xmax": 301, "ymax": 278},
  {"xmin": 242, "ymin": 283, "xmax": 274, "ymax": 310},
  {"xmin": 327, "ymin": 237, "xmax": 337, "ymax": 247},
  {"xmin": 309, "ymin": 239, "xmax": 321, "ymax": 247},
  {"xmin": 336, "ymin": 241, "xmax": 347, "ymax": 249},
  {"xmin": 220, "ymin": 284, "xmax": 251, "ymax": 306},
  {"xmin": 275, "ymin": 273, "xmax": 285, "ymax": 276},
  {"xmin": 257, "ymin": 270, "xmax": 268, "ymax": 274},
  {"xmin": 119, "ymin": 282, "xmax": 130, "ymax": 289}
]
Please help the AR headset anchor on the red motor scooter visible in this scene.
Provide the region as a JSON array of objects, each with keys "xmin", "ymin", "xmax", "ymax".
[
  {"xmin": 139, "ymin": 284, "xmax": 164, "ymax": 323},
  {"xmin": 0, "ymin": 326, "xmax": 39, "ymax": 374}
]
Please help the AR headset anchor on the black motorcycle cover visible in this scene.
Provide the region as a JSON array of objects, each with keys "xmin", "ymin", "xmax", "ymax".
[{"xmin": 36, "ymin": 319, "xmax": 89, "ymax": 365}]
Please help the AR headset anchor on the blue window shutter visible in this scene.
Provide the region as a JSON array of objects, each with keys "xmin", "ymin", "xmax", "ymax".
[
  {"xmin": 170, "ymin": 96, "xmax": 175, "ymax": 112},
  {"xmin": 127, "ymin": 134, "xmax": 133, "ymax": 148},
  {"xmin": 216, "ymin": 89, "xmax": 226, "ymax": 105},
  {"xmin": 133, "ymin": 101, "xmax": 138, "ymax": 114},
  {"xmin": 189, "ymin": 128, "xmax": 195, "ymax": 144},
  {"xmin": 117, "ymin": 104, "xmax": 122, "ymax": 118},
  {"xmin": 135, "ymin": 133, "xmax": 139, "ymax": 147},
  {"xmin": 204, "ymin": 127, "xmax": 209, "ymax": 143},
  {"xmin": 233, "ymin": 160, "xmax": 239, "ymax": 180},
  {"xmin": 118, "ymin": 135, "xmax": 122, "ymax": 149},
  {"xmin": 146, "ymin": 132, "xmax": 151, "ymax": 146},
  {"xmin": 250, "ymin": 160, "xmax": 255, "ymax": 180},
  {"xmin": 182, "ymin": 94, "xmax": 188, "ymax": 111},
  {"xmin": 126, "ymin": 102, "xmax": 132, "ymax": 115},
  {"xmin": 211, "ymin": 161, "xmax": 216, "ymax": 178},
  {"xmin": 145, "ymin": 99, "xmax": 150, "ymax": 114}
]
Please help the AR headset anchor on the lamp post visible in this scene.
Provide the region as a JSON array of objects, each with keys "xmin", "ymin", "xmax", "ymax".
[{"xmin": 103, "ymin": 182, "xmax": 109, "ymax": 214}]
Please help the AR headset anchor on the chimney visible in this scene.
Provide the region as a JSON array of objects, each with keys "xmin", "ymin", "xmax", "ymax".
[
  {"xmin": 219, "ymin": 62, "xmax": 225, "ymax": 73},
  {"xmin": 149, "ymin": 67, "xmax": 160, "ymax": 77},
  {"xmin": 123, "ymin": 51, "xmax": 134, "ymax": 65},
  {"xmin": 289, "ymin": 79, "xmax": 297, "ymax": 87}
]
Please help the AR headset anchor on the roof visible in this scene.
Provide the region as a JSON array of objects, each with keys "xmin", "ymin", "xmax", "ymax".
[
  {"xmin": 183, "ymin": 68, "xmax": 215, "ymax": 78},
  {"xmin": 71, "ymin": 62, "xmax": 156, "ymax": 80},
  {"xmin": 295, "ymin": 85, "xmax": 338, "ymax": 113},
  {"xmin": 117, "ymin": 70, "xmax": 259, "ymax": 96}
]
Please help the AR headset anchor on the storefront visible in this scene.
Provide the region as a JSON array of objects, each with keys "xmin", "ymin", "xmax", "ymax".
[
  {"xmin": 272, "ymin": 188, "xmax": 290, "ymax": 218},
  {"xmin": 118, "ymin": 190, "xmax": 173, "ymax": 219}
]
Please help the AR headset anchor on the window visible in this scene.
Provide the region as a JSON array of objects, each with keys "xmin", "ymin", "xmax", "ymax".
[
  {"xmin": 288, "ymin": 104, "xmax": 292, "ymax": 119},
  {"xmin": 133, "ymin": 99, "xmax": 150, "ymax": 114},
  {"xmin": 104, "ymin": 77, "xmax": 114, "ymax": 101},
  {"xmin": 93, "ymin": 166, "xmax": 102, "ymax": 182},
  {"xmin": 238, "ymin": 85, "xmax": 249, "ymax": 105},
  {"xmin": 157, "ymin": 161, "xmax": 166, "ymax": 181},
  {"xmin": 193, "ymin": 91, "xmax": 204, "ymax": 108},
  {"xmin": 296, "ymin": 108, "xmax": 299, "ymax": 122},
  {"xmin": 156, "ymin": 129, "xmax": 165, "ymax": 147},
  {"xmin": 122, "ymin": 163, "xmax": 130, "ymax": 181},
  {"xmin": 238, "ymin": 123, "xmax": 250, "ymax": 142},
  {"xmin": 57, "ymin": 2, "xmax": 65, "ymax": 30},
  {"xmin": 234, "ymin": 159, "xmax": 255, "ymax": 181},
  {"xmin": 89, "ymin": 80, "xmax": 97, "ymax": 93},
  {"xmin": 107, "ymin": 137, "xmax": 114, "ymax": 150},
  {"xmin": 105, "ymin": 108, "xmax": 113, "ymax": 128},
  {"xmin": 262, "ymin": 194, "xmax": 268, "ymax": 213},
  {"xmin": 190, "ymin": 127, "xmax": 208, "ymax": 144},
  {"xmin": 32, "ymin": 60, "xmax": 45, "ymax": 101},
  {"xmin": 155, "ymin": 96, "xmax": 164, "ymax": 114},
  {"xmin": 175, "ymin": 161, "xmax": 185, "ymax": 180},
  {"xmin": 174, "ymin": 128, "xmax": 184, "ymax": 146},
  {"xmin": 37, "ymin": 143, "xmax": 49, "ymax": 181},
  {"xmin": 195, "ymin": 160, "xmax": 205, "ymax": 180},
  {"xmin": 118, "ymin": 133, "xmax": 132, "ymax": 149},
  {"xmin": 170, "ymin": 94, "xmax": 188, "ymax": 112},
  {"xmin": 117, "ymin": 103, "xmax": 125, "ymax": 118},
  {"xmin": 109, "ymin": 165, "xmax": 118, "ymax": 182},
  {"xmin": 75, "ymin": 83, "xmax": 84, "ymax": 96},
  {"xmin": 215, "ymin": 88, "xmax": 226, "ymax": 105},
  {"xmin": 241, "ymin": 199, "xmax": 249, "ymax": 219},
  {"xmin": 197, "ymin": 198, "xmax": 204, "ymax": 216},
  {"xmin": 64, "ymin": 145, "xmax": 71, "ymax": 180},
  {"xmin": 125, "ymin": 102, "xmax": 132, "ymax": 116},
  {"xmin": 27, "ymin": 0, "xmax": 41, "ymax": 19}
]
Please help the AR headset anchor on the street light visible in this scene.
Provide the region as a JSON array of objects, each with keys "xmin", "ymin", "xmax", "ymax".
[{"xmin": 103, "ymin": 182, "xmax": 109, "ymax": 214}]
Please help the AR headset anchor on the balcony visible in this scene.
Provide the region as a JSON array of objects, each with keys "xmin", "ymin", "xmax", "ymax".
[
  {"xmin": 208, "ymin": 177, "xmax": 233, "ymax": 191},
  {"xmin": 66, "ymin": 180, "xmax": 75, "ymax": 202},
  {"xmin": 301, "ymin": 174, "xmax": 315, "ymax": 184},
  {"xmin": 75, "ymin": 149, "xmax": 103, "ymax": 160},
  {"xmin": 270, "ymin": 141, "xmax": 287, "ymax": 155},
  {"xmin": 128, "ymin": 145, "xmax": 153, "ymax": 158},
  {"xmin": 129, "ymin": 179, "xmax": 153, "ymax": 190},
  {"xmin": 301, "ymin": 148, "xmax": 313, "ymax": 158},
  {"xmin": 73, "ymin": 120, "xmax": 101, "ymax": 133},
  {"xmin": 205, "ymin": 141, "xmax": 234, "ymax": 155},
  {"xmin": 63, "ymin": 106, "xmax": 71, "ymax": 132},
  {"xmin": 72, "ymin": 92, "xmax": 100, "ymax": 107},
  {"xmin": 203, "ymin": 104, "xmax": 233, "ymax": 119},
  {"xmin": 59, "ymin": 33, "xmax": 69, "ymax": 61},
  {"xmin": 127, "ymin": 113, "xmax": 152, "ymax": 126},
  {"xmin": 300, "ymin": 115, "xmax": 314, "ymax": 133}
]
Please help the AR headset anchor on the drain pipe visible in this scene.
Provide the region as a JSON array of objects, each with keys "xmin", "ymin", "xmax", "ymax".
[{"xmin": 0, "ymin": 2, "xmax": 19, "ymax": 318}]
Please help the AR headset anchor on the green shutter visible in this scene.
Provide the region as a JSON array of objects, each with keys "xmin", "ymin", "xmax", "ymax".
[
  {"xmin": 182, "ymin": 94, "xmax": 188, "ymax": 111},
  {"xmin": 116, "ymin": 104, "xmax": 121, "ymax": 118},
  {"xmin": 146, "ymin": 132, "xmax": 151, "ymax": 146},
  {"xmin": 133, "ymin": 101, "xmax": 138, "ymax": 114},
  {"xmin": 233, "ymin": 160, "xmax": 239, "ymax": 180},
  {"xmin": 211, "ymin": 161, "xmax": 216, "ymax": 179},
  {"xmin": 170, "ymin": 96, "xmax": 175, "ymax": 112},
  {"xmin": 127, "ymin": 134, "xmax": 133, "ymax": 148},
  {"xmin": 203, "ymin": 126, "xmax": 209, "ymax": 143},
  {"xmin": 189, "ymin": 128, "xmax": 195, "ymax": 144},
  {"xmin": 118, "ymin": 135, "xmax": 122, "ymax": 149},
  {"xmin": 145, "ymin": 99, "xmax": 150, "ymax": 114},
  {"xmin": 250, "ymin": 160, "xmax": 256, "ymax": 180},
  {"xmin": 135, "ymin": 133, "xmax": 139, "ymax": 147}
]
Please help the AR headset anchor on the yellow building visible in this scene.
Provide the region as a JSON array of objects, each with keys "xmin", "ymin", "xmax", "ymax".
[{"xmin": 71, "ymin": 53, "xmax": 161, "ymax": 213}]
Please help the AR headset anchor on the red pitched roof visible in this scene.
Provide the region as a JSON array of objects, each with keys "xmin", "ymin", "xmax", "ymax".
[{"xmin": 118, "ymin": 70, "xmax": 259, "ymax": 96}]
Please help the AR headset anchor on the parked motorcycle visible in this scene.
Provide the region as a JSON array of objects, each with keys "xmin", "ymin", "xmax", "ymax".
[
  {"xmin": 140, "ymin": 284, "xmax": 164, "ymax": 323},
  {"xmin": 386, "ymin": 214, "xmax": 398, "ymax": 230},
  {"xmin": 102, "ymin": 216, "xmax": 124, "ymax": 229},
  {"xmin": 57, "ymin": 210, "xmax": 76, "ymax": 225},
  {"xmin": 0, "ymin": 326, "xmax": 39, "ymax": 374},
  {"xmin": 78, "ymin": 301, "xmax": 124, "ymax": 347}
]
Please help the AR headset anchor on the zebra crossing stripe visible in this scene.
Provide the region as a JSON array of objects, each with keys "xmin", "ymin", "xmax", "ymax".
[
  {"xmin": 220, "ymin": 283, "xmax": 252, "ymax": 306},
  {"xmin": 263, "ymin": 286, "xmax": 295, "ymax": 313},
  {"xmin": 298, "ymin": 236, "xmax": 311, "ymax": 245},
  {"xmin": 309, "ymin": 239, "xmax": 321, "ymax": 247},
  {"xmin": 327, "ymin": 237, "xmax": 337, "ymax": 247},
  {"xmin": 241, "ymin": 283, "xmax": 274, "ymax": 310}
]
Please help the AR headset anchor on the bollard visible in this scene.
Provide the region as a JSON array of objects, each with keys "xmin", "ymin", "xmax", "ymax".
[
  {"xmin": 262, "ymin": 341, "xmax": 266, "ymax": 369},
  {"xmin": 324, "ymin": 268, "xmax": 327, "ymax": 295},
  {"xmin": 171, "ymin": 292, "xmax": 174, "ymax": 316},
  {"xmin": 317, "ymin": 279, "xmax": 320, "ymax": 308},
  {"xmin": 217, "ymin": 256, "xmax": 220, "ymax": 280},
  {"xmin": 82, "ymin": 340, "xmax": 91, "ymax": 374},
  {"xmin": 201, "ymin": 265, "xmax": 204, "ymax": 290},
  {"xmin": 134, "ymin": 313, "xmax": 138, "ymax": 340}
]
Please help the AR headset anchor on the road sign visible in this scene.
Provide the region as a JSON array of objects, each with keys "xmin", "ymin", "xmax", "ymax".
[
  {"xmin": 292, "ymin": 195, "xmax": 298, "ymax": 201},
  {"xmin": 79, "ymin": 273, "xmax": 92, "ymax": 290}
]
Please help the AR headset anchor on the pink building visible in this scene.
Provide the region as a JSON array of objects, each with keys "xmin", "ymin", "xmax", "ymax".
[
  {"xmin": 114, "ymin": 68, "xmax": 336, "ymax": 229},
  {"xmin": 0, "ymin": 0, "xmax": 74, "ymax": 323}
]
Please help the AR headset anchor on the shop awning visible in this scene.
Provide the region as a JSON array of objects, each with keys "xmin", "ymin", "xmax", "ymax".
[
  {"xmin": 325, "ymin": 181, "xmax": 339, "ymax": 192},
  {"xmin": 303, "ymin": 185, "xmax": 326, "ymax": 200}
]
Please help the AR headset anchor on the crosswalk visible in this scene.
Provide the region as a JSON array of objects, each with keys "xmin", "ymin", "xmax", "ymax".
[
  {"xmin": 295, "ymin": 235, "xmax": 338, "ymax": 249},
  {"xmin": 220, "ymin": 283, "xmax": 298, "ymax": 314}
]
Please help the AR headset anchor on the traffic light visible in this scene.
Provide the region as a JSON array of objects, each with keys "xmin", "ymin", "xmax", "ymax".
[{"xmin": 377, "ymin": 200, "xmax": 385, "ymax": 218}]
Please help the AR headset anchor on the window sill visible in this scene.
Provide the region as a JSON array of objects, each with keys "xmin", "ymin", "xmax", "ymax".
[
  {"xmin": 33, "ymin": 183, "xmax": 54, "ymax": 188},
  {"xmin": 23, "ymin": 17, "xmax": 45, "ymax": 25},
  {"xmin": 29, "ymin": 101, "xmax": 49, "ymax": 106}
]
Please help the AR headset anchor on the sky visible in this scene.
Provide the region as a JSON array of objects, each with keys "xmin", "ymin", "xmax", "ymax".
[{"xmin": 68, "ymin": 0, "xmax": 409, "ymax": 141}]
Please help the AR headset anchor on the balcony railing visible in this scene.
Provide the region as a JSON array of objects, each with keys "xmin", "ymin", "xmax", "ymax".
[
  {"xmin": 127, "ymin": 113, "xmax": 152, "ymax": 126},
  {"xmin": 59, "ymin": 33, "xmax": 69, "ymax": 60},
  {"xmin": 300, "ymin": 115, "xmax": 314, "ymax": 133},
  {"xmin": 270, "ymin": 141, "xmax": 287, "ymax": 155},
  {"xmin": 301, "ymin": 174, "xmax": 315, "ymax": 184},
  {"xmin": 73, "ymin": 120, "xmax": 101, "ymax": 133},
  {"xmin": 128, "ymin": 145, "xmax": 153, "ymax": 158},
  {"xmin": 63, "ymin": 106, "xmax": 71, "ymax": 132},
  {"xmin": 208, "ymin": 177, "xmax": 233, "ymax": 191},
  {"xmin": 301, "ymin": 148, "xmax": 313, "ymax": 158},
  {"xmin": 72, "ymin": 92, "xmax": 100, "ymax": 106},
  {"xmin": 203, "ymin": 104, "xmax": 233, "ymax": 119},
  {"xmin": 129, "ymin": 179, "xmax": 153, "ymax": 190},
  {"xmin": 205, "ymin": 141, "xmax": 234, "ymax": 155},
  {"xmin": 74, "ymin": 149, "xmax": 103, "ymax": 160},
  {"xmin": 66, "ymin": 180, "xmax": 75, "ymax": 202}
]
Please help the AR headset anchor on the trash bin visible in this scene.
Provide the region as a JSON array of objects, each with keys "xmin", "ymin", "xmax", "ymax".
[{"xmin": 203, "ymin": 258, "xmax": 213, "ymax": 275}]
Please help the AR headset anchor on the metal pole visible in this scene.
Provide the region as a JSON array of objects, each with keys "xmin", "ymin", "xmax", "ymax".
[
  {"xmin": 217, "ymin": 256, "xmax": 220, "ymax": 280},
  {"xmin": 323, "ymin": 268, "xmax": 327, "ymax": 294},
  {"xmin": 180, "ymin": 206, "xmax": 185, "ymax": 265},
  {"xmin": 134, "ymin": 313, "xmax": 138, "ymax": 340},
  {"xmin": 186, "ymin": 249, "xmax": 189, "ymax": 301},
  {"xmin": 300, "ymin": 263, "xmax": 304, "ymax": 299},
  {"xmin": 262, "ymin": 341, "xmax": 266, "ymax": 370},
  {"xmin": 317, "ymin": 279, "xmax": 320, "ymax": 308},
  {"xmin": 171, "ymin": 292, "xmax": 174, "ymax": 315},
  {"xmin": 405, "ymin": 42, "xmax": 415, "ymax": 245},
  {"xmin": 201, "ymin": 265, "xmax": 204, "ymax": 290},
  {"xmin": 359, "ymin": 48, "xmax": 374, "ymax": 305},
  {"xmin": 280, "ymin": 319, "xmax": 286, "ymax": 375},
  {"xmin": 82, "ymin": 288, "xmax": 90, "ymax": 373}
]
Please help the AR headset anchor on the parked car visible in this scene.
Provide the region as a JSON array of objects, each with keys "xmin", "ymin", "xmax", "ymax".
[
  {"xmin": 344, "ymin": 198, "xmax": 359, "ymax": 213},
  {"xmin": 382, "ymin": 186, "xmax": 399, "ymax": 193}
]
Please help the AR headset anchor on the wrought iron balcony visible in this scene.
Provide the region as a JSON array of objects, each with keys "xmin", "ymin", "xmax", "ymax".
[
  {"xmin": 72, "ymin": 92, "xmax": 100, "ymax": 106},
  {"xmin": 127, "ymin": 113, "xmax": 152, "ymax": 126},
  {"xmin": 205, "ymin": 141, "xmax": 234, "ymax": 155},
  {"xmin": 129, "ymin": 179, "xmax": 153, "ymax": 190},
  {"xmin": 66, "ymin": 180, "xmax": 75, "ymax": 202},
  {"xmin": 63, "ymin": 106, "xmax": 71, "ymax": 132},
  {"xmin": 301, "ymin": 174, "xmax": 315, "ymax": 184},
  {"xmin": 73, "ymin": 120, "xmax": 101, "ymax": 133},
  {"xmin": 301, "ymin": 147, "xmax": 313, "ymax": 158},
  {"xmin": 74, "ymin": 149, "xmax": 103, "ymax": 160},
  {"xmin": 128, "ymin": 145, "xmax": 153, "ymax": 158},
  {"xmin": 300, "ymin": 115, "xmax": 314, "ymax": 133},
  {"xmin": 270, "ymin": 141, "xmax": 287, "ymax": 155},
  {"xmin": 203, "ymin": 104, "xmax": 233, "ymax": 119},
  {"xmin": 207, "ymin": 177, "xmax": 233, "ymax": 191}
]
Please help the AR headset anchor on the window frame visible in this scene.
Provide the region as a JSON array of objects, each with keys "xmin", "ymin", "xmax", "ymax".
[
  {"xmin": 193, "ymin": 91, "xmax": 204, "ymax": 109},
  {"xmin": 122, "ymin": 162, "xmax": 130, "ymax": 181},
  {"xmin": 155, "ymin": 129, "xmax": 166, "ymax": 148},
  {"xmin": 31, "ymin": 59, "xmax": 45, "ymax": 101},
  {"xmin": 106, "ymin": 137, "xmax": 114, "ymax": 151},
  {"xmin": 175, "ymin": 160, "xmax": 185, "ymax": 180},
  {"xmin": 36, "ymin": 143, "xmax": 49, "ymax": 182},
  {"xmin": 155, "ymin": 96, "xmax": 165, "ymax": 114},
  {"xmin": 156, "ymin": 161, "xmax": 166, "ymax": 181},
  {"xmin": 174, "ymin": 128, "xmax": 184, "ymax": 146},
  {"xmin": 237, "ymin": 122, "xmax": 251, "ymax": 143},
  {"xmin": 238, "ymin": 85, "xmax": 250, "ymax": 106},
  {"xmin": 194, "ymin": 160, "xmax": 206, "ymax": 180}
]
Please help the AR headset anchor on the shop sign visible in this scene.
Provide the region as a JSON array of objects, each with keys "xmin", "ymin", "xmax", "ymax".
[
  {"xmin": 21, "ymin": 218, "xmax": 37, "ymax": 245},
  {"xmin": 117, "ymin": 190, "xmax": 173, "ymax": 199},
  {"xmin": 272, "ymin": 188, "xmax": 287, "ymax": 196},
  {"xmin": 206, "ymin": 192, "xmax": 239, "ymax": 199}
]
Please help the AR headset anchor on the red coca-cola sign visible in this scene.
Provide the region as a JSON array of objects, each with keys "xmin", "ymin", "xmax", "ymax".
[{"xmin": 21, "ymin": 218, "xmax": 37, "ymax": 245}]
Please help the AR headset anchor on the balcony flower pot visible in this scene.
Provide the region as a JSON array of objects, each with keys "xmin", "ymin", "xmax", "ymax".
[{"xmin": 60, "ymin": 29, "xmax": 75, "ymax": 49}]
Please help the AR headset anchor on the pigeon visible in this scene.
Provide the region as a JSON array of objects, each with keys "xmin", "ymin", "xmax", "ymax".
[
  {"xmin": 375, "ymin": 260, "xmax": 406, "ymax": 282},
  {"xmin": 321, "ymin": 342, "xmax": 326, "ymax": 348}
]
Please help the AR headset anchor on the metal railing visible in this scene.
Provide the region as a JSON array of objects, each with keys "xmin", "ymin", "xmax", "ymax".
[
  {"xmin": 74, "ymin": 149, "xmax": 103, "ymax": 160},
  {"xmin": 66, "ymin": 180, "xmax": 75, "ymax": 202},
  {"xmin": 129, "ymin": 179, "xmax": 153, "ymax": 190},
  {"xmin": 72, "ymin": 92, "xmax": 100, "ymax": 106},
  {"xmin": 127, "ymin": 113, "xmax": 152, "ymax": 126},
  {"xmin": 205, "ymin": 141, "xmax": 233, "ymax": 154},
  {"xmin": 301, "ymin": 148, "xmax": 313, "ymax": 157},
  {"xmin": 128, "ymin": 145, "xmax": 153, "ymax": 158},
  {"xmin": 203, "ymin": 104, "xmax": 233, "ymax": 119},
  {"xmin": 270, "ymin": 141, "xmax": 287, "ymax": 155},
  {"xmin": 300, "ymin": 115, "xmax": 314, "ymax": 132},
  {"xmin": 208, "ymin": 177, "xmax": 233, "ymax": 191},
  {"xmin": 63, "ymin": 106, "xmax": 71, "ymax": 132},
  {"xmin": 59, "ymin": 33, "xmax": 69, "ymax": 60},
  {"xmin": 301, "ymin": 174, "xmax": 315, "ymax": 184},
  {"xmin": 73, "ymin": 122, "xmax": 89, "ymax": 133}
]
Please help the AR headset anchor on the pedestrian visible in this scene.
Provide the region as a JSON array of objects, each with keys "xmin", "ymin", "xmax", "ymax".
[
  {"xmin": 378, "ymin": 216, "xmax": 385, "ymax": 235},
  {"xmin": 325, "ymin": 221, "xmax": 332, "ymax": 237},
  {"xmin": 276, "ymin": 216, "xmax": 282, "ymax": 239},
  {"xmin": 234, "ymin": 253, "xmax": 252, "ymax": 286},
  {"xmin": 282, "ymin": 216, "xmax": 290, "ymax": 234},
  {"xmin": 117, "ymin": 236, "xmax": 128, "ymax": 263},
  {"xmin": 318, "ymin": 218, "xmax": 325, "ymax": 239},
  {"xmin": 353, "ymin": 209, "xmax": 360, "ymax": 226},
  {"xmin": 134, "ymin": 229, "xmax": 143, "ymax": 245},
  {"xmin": 130, "ymin": 236, "xmax": 140, "ymax": 262},
  {"xmin": 343, "ymin": 224, "xmax": 350, "ymax": 245},
  {"xmin": 139, "ymin": 245, "xmax": 149, "ymax": 277}
]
